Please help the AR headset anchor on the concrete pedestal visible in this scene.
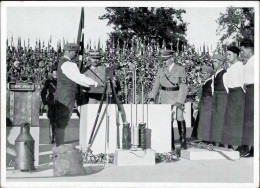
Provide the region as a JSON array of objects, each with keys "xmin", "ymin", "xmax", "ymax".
[
  {"xmin": 80, "ymin": 104, "xmax": 192, "ymax": 154},
  {"xmin": 181, "ymin": 148, "xmax": 240, "ymax": 160},
  {"xmin": 115, "ymin": 149, "xmax": 155, "ymax": 166}
]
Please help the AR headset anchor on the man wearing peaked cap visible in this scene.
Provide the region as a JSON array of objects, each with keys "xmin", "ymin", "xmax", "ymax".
[
  {"xmin": 81, "ymin": 49, "xmax": 106, "ymax": 104},
  {"xmin": 149, "ymin": 49, "xmax": 188, "ymax": 152},
  {"xmin": 210, "ymin": 54, "xmax": 228, "ymax": 146},
  {"xmin": 81, "ymin": 49, "xmax": 120, "ymax": 104},
  {"xmin": 222, "ymin": 44, "xmax": 245, "ymax": 152},
  {"xmin": 54, "ymin": 43, "xmax": 98, "ymax": 146},
  {"xmin": 63, "ymin": 43, "xmax": 79, "ymax": 51},
  {"xmin": 89, "ymin": 49, "xmax": 103, "ymax": 59},
  {"xmin": 196, "ymin": 65, "xmax": 214, "ymax": 143},
  {"xmin": 240, "ymin": 38, "xmax": 254, "ymax": 157},
  {"xmin": 161, "ymin": 50, "xmax": 175, "ymax": 61}
]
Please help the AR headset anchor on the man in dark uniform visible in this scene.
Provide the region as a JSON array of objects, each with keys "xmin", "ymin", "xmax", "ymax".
[
  {"xmin": 55, "ymin": 43, "xmax": 98, "ymax": 146},
  {"xmin": 149, "ymin": 49, "xmax": 188, "ymax": 151},
  {"xmin": 81, "ymin": 49, "xmax": 106, "ymax": 104},
  {"xmin": 82, "ymin": 49, "xmax": 120, "ymax": 104},
  {"xmin": 41, "ymin": 68, "xmax": 57, "ymax": 144}
]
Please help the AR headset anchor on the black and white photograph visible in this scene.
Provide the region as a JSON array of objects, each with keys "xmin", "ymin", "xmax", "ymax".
[{"xmin": 1, "ymin": 1, "xmax": 259, "ymax": 188}]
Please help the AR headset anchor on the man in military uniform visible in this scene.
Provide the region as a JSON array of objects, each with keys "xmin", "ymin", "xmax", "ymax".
[
  {"xmin": 149, "ymin": 49, "xmax": 188, "ymax": 151},
  {"xmin": 81, "ymin": 49, "xmax": 120, "ymax": 104},
  {"xmin": 54, "ymin": 43, "xmax": 98, "ymax": 146},
  {"xmin": 81, "ymin": 49, "xmax": 106, "ymax": 104},
  {"xmin": 41, "ymin": 68, "xmax": 57, "ymax": 144}
]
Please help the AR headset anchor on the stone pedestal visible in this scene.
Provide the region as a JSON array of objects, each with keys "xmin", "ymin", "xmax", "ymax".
[
  {"xmin": 115, "ymin": 149, "xmax": 155, "ymax": 166},
  {"xmin": 181, "ymin": 148, "xmax": 240, "ymax": 160}
]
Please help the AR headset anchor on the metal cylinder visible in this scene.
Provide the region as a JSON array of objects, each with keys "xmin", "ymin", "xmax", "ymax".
[
  {"xmin": 139, "ymin": 122, "xmax": 147, "ymax": 150},
  {"xmin": 122, "ymin": 122, "xmax": 131, "ymax": 149},
  {"xmin": 14, "ymin": 123, "xmax": 35, "ymax": 171},
  {"xmin": 131, "ymin": 125, "xmax": 139, "ymax": 148}
]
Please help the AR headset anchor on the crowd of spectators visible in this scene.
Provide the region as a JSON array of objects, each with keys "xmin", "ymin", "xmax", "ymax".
[{"xmin": 6, "ymin": 40, "xmax": 218, "ymax": 108}]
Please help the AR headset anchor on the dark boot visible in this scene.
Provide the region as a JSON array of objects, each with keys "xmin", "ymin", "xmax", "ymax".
[
  {"xmin": 178, "ymin": 120, "xmax": 187, "ymax": 150},
  {"xmin": 55, "ymin": 128, "xmax": 65, "ymax": 146},
  {"xmin": 51, "ymin": 124, "xmax": 56, "ymax": 144},
  {"xmin": 171, "ymin": 105, "xmax": 175, "ymax": 151},
  {"xmin": 171, "ymin": 124, "xmax": 175, "ymax": 151},
  {"xmin": 177, "ymin": 121, "xmax": 182, "ymax": 142}
]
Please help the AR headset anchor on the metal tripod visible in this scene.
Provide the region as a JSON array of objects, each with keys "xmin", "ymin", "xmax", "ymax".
[{"xmin": 87, "ymin": 66, "xmax": 127, "ymax": 159}]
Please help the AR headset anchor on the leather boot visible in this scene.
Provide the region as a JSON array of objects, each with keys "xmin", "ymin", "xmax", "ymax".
[
  {"xmin": 55, "ymin": 128, "xmax": 65, "ymax": 146},
  {"xmin": 171, "ymin": 105, "xmax": 175, "ymax": 151},
  {"xmin": 178, "ymin": 120, "xmax": 187, "ymax": 150},
  {"xmin": 51, "ymin": 124, "xmax": 56, "ymax": 144},
  {"xmin": 177, "ymin": 121, "xmax": 182, "ymax": 142},
  {"xmin": 171, "ymin": 124, "xmax": 175, "ymax": 151}
]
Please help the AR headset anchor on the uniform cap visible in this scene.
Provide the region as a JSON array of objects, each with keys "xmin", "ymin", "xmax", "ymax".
[
  {"xmin": 89, "ymin": 49, "xmax": 103, "ymax": 59},
  {"xmin": 160, "ymin": 49, "xmax": 174, "ymax": 60},
  {"xmin": 212, "ymin": 54, "xmax": 224, "ymax": 61},
  {"xmin": 64, "ymin": 43, "xmax": 79, "ymax": 51},
  {"xmin": 202, "ymin": 65, "xmax": 214, "ymax": 75}
]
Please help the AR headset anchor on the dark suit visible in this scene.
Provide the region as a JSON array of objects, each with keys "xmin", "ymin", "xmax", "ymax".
[{"xmin": 41, "ymin": 78, "xmax": 57, "ymax": 124}]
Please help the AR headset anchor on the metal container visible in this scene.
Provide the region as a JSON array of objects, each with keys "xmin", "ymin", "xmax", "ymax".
[
  {"xmin": 14, "ymin": 123, "xmax": 35, "ymax": 171},
  {"xmin": 138, "ymin": 122, "xmax": 146, "ymax": 150},
  {"xmin": 122, "ymin": 122, "xmax": 131, "ymax": 149}
]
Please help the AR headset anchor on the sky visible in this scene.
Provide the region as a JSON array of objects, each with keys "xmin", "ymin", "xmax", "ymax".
[{"xmin": 6, "ymin": 7, "xmax": 226, "ymax": 51}]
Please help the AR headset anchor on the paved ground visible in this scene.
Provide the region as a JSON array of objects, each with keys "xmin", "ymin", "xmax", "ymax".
[
  {"xmin": 6, "ymin": 157, "xmax": 254, "ymax": 183},
  {"xmin": 5, "ymin": 122, "xmax": 257, "ymax": 187}
]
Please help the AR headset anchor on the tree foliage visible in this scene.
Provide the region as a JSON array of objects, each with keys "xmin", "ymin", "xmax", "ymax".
[
  {"xmin": 216, "ymin": 7, "xmax": 254, "ymax": 46},
  {"xmin": 99, "ymin": 7, "xmax": 187, "ymax": 51}
]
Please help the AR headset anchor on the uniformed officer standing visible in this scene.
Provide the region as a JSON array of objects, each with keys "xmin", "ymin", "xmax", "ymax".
[
  {"xmin": 82, "ymin": 49, "xmax": 106, "ymax": 104},
  {"xmin": 240, "ymin": 38, "xmax": 254, "ymax": 157},
  {"xmin": 55, "ymin": 43, "xmax": 98, "ymax": 146},
  {"xmin": 197, "ymin": 65, "xmax": 214, "ymax": 142},
  {"xmin": 210, "ymin": 54, "xmax": 228, "ymax": 146},
  {"xmin": 149, "ymin": 50, "xmax": 188, "ymax": 151},
  {"xmin": 41, "ymin": 68, "xmax": 57, "ymax": 144},
  {"xmin": 222, "ymin": 46, "xmax": 245, "ymax": 150},
  {"xmin": 82, "ymin": 49, "xmax": 120, "ymax": 104}
]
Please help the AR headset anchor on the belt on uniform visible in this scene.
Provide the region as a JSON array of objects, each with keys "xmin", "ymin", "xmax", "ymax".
[{"xmin": 161, "ymin": 85, "xmax": 179, "ymax": 91}]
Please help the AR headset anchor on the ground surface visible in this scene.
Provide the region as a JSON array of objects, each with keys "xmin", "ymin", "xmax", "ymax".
[{"xmin": 6, "ymin": 157, "xmax": 254, "ymax": 183}]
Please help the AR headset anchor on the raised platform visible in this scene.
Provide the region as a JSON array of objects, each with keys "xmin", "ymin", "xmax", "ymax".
[
  {"xmin": 115, "ymin": 149, "xmax": 156, "ymax": 166},
  {"xmin": 181, "ymin": 148, "xmax": 240, "ymax": 160}
]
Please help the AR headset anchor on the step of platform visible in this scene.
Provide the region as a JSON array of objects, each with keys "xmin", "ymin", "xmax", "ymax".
[{"xmin": 181, "ymin": 148, "xmax": 240, "ymax": 160}]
